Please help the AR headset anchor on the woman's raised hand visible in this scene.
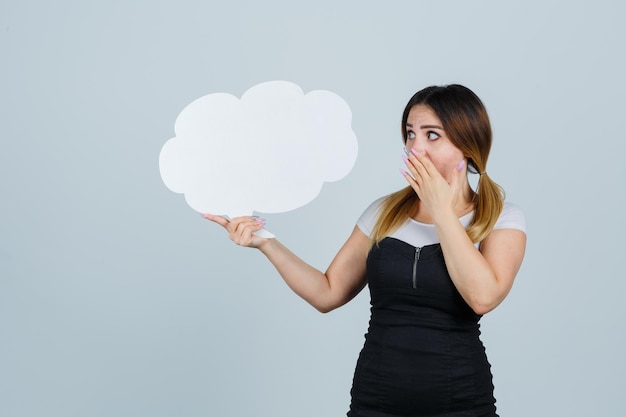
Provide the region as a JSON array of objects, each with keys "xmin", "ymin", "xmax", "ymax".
[
  {"xmin": 202, "ymin": 214, "xmax": 268, "ymax": 248},
  {"xmin": 401, "ymin": 149, "xmax": 466, "ymax": 216}
]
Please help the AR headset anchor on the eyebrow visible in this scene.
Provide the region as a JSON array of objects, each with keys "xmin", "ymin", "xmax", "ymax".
[{"xmin": 406, "ymin": 123, "xmax": 444, "ymax": 130}]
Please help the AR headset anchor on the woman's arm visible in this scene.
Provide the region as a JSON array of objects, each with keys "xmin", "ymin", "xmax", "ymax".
[
  {"xmin": 432, "ymin": 210, "xmax": 526, "ymax": 315},
  {"xmin": 402, "ymin": 152, "xmax": 526, "ymax": 315},
  {"xmin": 203, "ymin": 215, "xmax": 370, "ymax": 313}
]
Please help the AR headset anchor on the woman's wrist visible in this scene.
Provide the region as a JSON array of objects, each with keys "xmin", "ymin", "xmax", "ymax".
[
  {"xmin": 431, "ymin": 205, "xmax": 458, "ymax": 227},
  {"xmin": 257, "ymin": 236, "xmax": 276, "ymax": 254}
]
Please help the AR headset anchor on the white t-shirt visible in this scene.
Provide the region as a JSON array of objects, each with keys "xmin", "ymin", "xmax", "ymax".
[{"xmin": 357, "ymin": 197, "xmax": 526, "ymax": 248}]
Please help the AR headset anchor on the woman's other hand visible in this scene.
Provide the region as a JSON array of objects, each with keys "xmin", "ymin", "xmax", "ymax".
[{"xmin": 202, "ymin": 214, "xmax": 268, "ymax": 248}]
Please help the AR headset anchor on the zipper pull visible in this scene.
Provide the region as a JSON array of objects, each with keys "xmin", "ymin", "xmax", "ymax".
[{"xmin": 412, "ymin": 247, "xmax": 421, "ymax": 289}]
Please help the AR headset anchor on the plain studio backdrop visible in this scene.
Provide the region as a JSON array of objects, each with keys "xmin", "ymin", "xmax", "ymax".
[{"xmin": 1, "ymin": 1, "xmax": 624, "ymax": 416}]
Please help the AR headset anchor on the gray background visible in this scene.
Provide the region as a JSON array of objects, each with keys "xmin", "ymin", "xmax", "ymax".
[{"xmin": 1, "ymin": 1, "xmax": 624, "ymax": 416}]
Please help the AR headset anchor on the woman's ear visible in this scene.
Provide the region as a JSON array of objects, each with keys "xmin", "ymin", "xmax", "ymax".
[{"xmin": 466, "ymin": 158, "xmax": 479, "ymax": 174}]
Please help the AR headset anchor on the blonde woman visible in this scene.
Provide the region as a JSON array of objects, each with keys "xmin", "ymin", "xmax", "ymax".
[{"xmin": 204, "ymin": 84, "xmax": 526, "ymax": 417}]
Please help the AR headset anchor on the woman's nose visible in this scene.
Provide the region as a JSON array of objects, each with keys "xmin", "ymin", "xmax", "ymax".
[{"xmin": 408, "ymin": 143, "xmax": 426, "ymax": 154}]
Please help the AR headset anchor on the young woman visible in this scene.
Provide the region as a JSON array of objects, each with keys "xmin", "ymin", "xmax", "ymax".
[{"xmin": 204, "ymin": 84, "xmax": 526, "ymax": 417}]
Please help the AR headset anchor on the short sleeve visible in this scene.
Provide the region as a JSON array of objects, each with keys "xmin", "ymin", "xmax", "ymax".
[
  {"xmin": 356, "ymin": 197, "xmax": 386, "ymax": 237},
  {"xmin": 493, "ymin": 202, "xmax": 526, "ymax": 233}
]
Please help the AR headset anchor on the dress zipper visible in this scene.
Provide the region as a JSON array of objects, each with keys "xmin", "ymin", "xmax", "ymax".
[{"xmin": 412, "ymin": 246, "xmax": 422, "ymax": 289}]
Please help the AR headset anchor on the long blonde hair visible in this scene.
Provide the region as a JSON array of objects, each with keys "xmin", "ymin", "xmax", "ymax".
[{"xmin": 371, "ymin": 85, "xmax": 504, "ymax": 244}]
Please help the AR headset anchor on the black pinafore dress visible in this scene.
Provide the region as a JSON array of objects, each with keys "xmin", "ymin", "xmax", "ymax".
[{"xmin": 347, "ymin": 237, "xmax": 498, "ymax": 417}]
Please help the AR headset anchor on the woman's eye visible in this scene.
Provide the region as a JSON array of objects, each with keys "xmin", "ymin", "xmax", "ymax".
[
  {"xmin": 407, "ymin": 131, "xmax": 416, "ymax": 139},
  {"xmin": 427, "ymin": 131, "xmax": 440, "ymax": 141}
]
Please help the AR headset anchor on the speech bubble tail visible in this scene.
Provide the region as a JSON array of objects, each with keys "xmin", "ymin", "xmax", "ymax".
[{"xmin": 253, "ymin": 228, "xmax": 275, "ymax": 239}]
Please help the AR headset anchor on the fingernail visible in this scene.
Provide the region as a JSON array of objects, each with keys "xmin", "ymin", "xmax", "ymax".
[
  {"xmin": 399, "ymin": 168, "xmax": 407, "ymax": 176},
  {"xmin": 411, "ymin": 149, "xmax": 419, "ymax": 157},
  {"xmin": 456, "ymin": 160, "xmax": 465, "ymax": 171},
  {"xmin": 402, "ymin": 155, "xmax": 409, "ymax": 163}
]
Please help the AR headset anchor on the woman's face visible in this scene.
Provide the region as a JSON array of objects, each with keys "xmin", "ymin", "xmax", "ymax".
[{"xmin": 404, "ymin": 105, "xmax": 466, "ymax": 182}]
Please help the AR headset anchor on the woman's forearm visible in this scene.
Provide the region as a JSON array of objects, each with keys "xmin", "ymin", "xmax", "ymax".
[
  {"xmin": 432, "ymin": 209, "xmax": 501, "ymax": 314},
  {"xmin": 258, "ymin": 238, "xmax": 334, "ymax": 312},
  {"xmin": 257, "ymin": 227, "xmax": 369, "ymax": 313}
]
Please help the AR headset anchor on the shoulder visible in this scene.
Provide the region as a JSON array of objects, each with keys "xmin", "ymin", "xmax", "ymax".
[
  {"xmin": 356, "ymin": 196, "xmax": 388, "ymax": 236},
  {"xmin": 493, "ymin": 201, "xmax": 526, "ymax": 233}
]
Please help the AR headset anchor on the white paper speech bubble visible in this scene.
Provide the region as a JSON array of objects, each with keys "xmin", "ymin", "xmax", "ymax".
[{"xmin": 159, "ymin": 81, "xmax": 358, "ymax": 236}]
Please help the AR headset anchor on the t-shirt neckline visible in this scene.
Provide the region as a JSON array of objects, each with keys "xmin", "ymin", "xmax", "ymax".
[{"xmin": 408, "ymin": 210, "xmax": 475, "ymax": 227}]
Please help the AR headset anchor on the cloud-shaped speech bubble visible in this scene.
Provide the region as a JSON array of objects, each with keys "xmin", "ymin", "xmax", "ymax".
[{"xmin": 159, "ymin": 81, "xmax": 358, "ymax": 223}]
